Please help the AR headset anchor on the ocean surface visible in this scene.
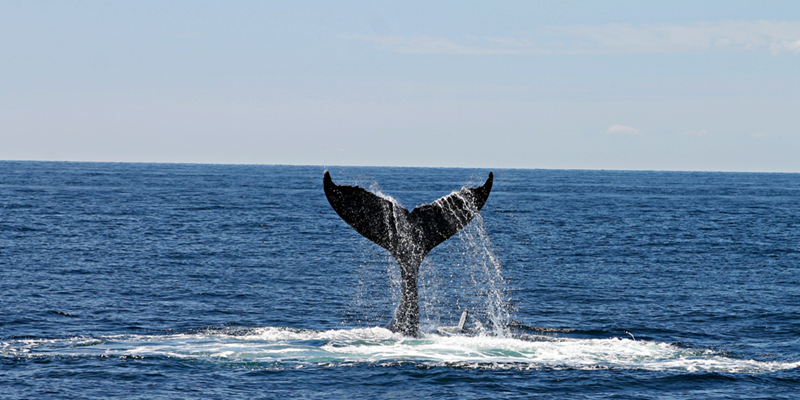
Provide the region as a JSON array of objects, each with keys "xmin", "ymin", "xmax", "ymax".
[{"xmin": 2, "ymin": 161, "xmax": 799, "ymax": 399}]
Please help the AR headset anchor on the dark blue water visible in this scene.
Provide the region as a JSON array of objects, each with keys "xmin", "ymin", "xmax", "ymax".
[{"xmin": 2, "ymin": 161, "xmax": 799, "ymax": 399}]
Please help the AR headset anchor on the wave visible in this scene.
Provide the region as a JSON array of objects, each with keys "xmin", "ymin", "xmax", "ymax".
[{"xmin": 3, "ymin": 326, "xmax": 798, "ymax": 373}]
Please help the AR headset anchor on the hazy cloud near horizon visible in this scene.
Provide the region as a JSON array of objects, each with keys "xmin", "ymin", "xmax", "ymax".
[{"xmin": 348, "ymin": 20, "xmax": 800, "ymax": 55}]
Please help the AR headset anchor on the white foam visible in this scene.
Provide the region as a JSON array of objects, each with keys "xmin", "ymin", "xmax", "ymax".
[{"xmin": 3, "ymin": 327, "xmax": 799, "ymax": 373}]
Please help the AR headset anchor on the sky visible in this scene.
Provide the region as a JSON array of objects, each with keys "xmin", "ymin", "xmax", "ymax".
[{"xmin": 2, "ymin": 1, "xmax": 799, "ymax": 171}]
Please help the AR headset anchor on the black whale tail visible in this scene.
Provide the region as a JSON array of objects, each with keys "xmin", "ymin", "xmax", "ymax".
[
  {"xmin": 323, "ymin": 170, "xmax": 493, "ymax": 337},
  {"xmin": 323, "ymin": 171, "xmax": 493, "ymax": 259}
]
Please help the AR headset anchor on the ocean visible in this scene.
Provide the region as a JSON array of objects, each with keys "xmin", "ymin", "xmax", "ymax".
[{"xmin": 2, "ymin": 161, "xmax": 799, "ymax": 399}]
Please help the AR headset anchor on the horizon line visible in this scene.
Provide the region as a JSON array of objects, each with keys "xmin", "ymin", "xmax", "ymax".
[{"xmin": 1, "ymin": 158, "xmax": 797, "ymax": 175}]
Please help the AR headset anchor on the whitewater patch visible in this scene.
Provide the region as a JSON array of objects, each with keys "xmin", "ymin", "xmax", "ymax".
[{"xmin": 3, "ymin": 327, "xmax": 799, "ymax": 373}]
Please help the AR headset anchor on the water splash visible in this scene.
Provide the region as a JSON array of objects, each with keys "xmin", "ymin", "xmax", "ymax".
[
  {"xmin": 346, "ymin": 188, "xmax": 401, "ymax": 327},
  {"xmin": 5, "ymin": 327, "xmax": 798, "ymax": 374},
  {"xmin": 343, "ymin": 175, "xmax": 511, "ymax": 336},
  {"xmin": 420, "ymin": 189, "xmax": 510, "ymax": 336}
]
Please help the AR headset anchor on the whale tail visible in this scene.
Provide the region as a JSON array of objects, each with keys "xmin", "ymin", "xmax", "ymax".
[
  {"xmin": 323, "ymin": 171, "xmax": 493, "ymax": 259},
  {"xmin": 323, "ymin": 170, "xmax": 493, "ymax": 336}
]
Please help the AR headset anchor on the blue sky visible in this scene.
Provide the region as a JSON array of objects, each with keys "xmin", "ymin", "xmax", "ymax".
[{"xmin": 2, "ymin": 1, "xmax": 799, "ymax": 171}]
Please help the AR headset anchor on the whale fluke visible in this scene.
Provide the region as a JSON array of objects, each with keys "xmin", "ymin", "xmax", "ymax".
[{"xmin": 323, "ymin": 171, "xmax": 493, "ymax": 336}]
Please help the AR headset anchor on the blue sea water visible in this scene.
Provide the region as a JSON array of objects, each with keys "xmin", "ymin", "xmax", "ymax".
[{"xmin": 1, "ymin": 161, "xmax": 799, "ymax": 399}]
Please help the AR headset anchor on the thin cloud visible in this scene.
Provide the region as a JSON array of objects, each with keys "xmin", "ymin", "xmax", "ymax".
[
  {"xmin": 607, "ymin": 125, "xmax": 641, "ymax": 135},
  {"xmin": 345, "ymin": 20, "xmax": 800, "ymax": 55},
  {"xmin": 685, "ymin": 129, "xmax": 710, "ymax": 136},
  {"xmin": 342, "ymin": 35, "xmax": 482, "ymax": 54}
]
